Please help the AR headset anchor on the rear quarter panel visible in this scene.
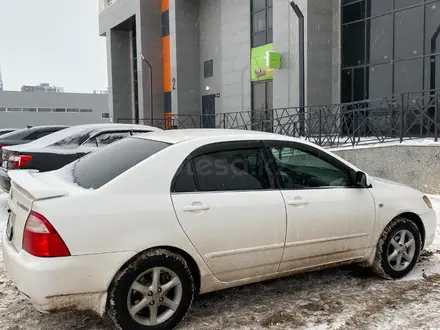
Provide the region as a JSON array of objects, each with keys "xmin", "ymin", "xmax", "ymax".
[
  {"xmin": 32, "ymin": 192, "xmax": 190, "ymax": 256},
  {"xmin": 31, "ymin": 190, "xmax": 214, "ymax": 285}
]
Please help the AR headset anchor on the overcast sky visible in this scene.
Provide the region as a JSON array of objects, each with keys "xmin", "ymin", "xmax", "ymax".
[{"xmin": 0, "ymin": 0, "xmax": 107, "ymax": 93}]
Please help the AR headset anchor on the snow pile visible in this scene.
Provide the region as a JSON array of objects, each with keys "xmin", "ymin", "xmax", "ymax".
[{"xmin": 329, "ymin": 137, "xmax": 440, "ymax": 151}]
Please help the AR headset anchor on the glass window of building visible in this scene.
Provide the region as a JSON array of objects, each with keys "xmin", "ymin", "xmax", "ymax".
[
  {"xmin": 341, "ymin": 0, "xmax": 440, "ymax": 102},
  {"xmin": 251, "ymin": 0, "xmax": 273, "ymax": 48}
]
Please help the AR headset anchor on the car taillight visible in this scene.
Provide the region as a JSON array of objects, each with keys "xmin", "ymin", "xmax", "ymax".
[
  {"xmin": 23, "ymin": 211, "xmax": 70, "ymax": 257},
  {"xmin": 8, "ymin": 155, "xmax": 32, "ymax": 169},
  {"xmin": 0, "ymin": 144, "xmax": 5, "ymax": 149}
]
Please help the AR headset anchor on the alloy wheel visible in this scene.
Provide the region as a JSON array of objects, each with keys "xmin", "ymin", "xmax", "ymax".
[
  {"xmin": 127, "ymin": 267, "xmax": 183, "ymax": 326},
  {"xmin": 387, "ymin": 229, "xmax": 416, "ymax": 272}
]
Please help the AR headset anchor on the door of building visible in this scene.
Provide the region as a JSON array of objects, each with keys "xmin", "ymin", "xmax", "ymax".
[{"xmin": 202, "ymin": 94, "xmax": 216, "ymax": 128}]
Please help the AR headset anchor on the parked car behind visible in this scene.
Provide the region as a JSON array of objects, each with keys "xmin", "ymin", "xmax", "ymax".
[
  {"xmin": 1, "ymin": 129, "xmax": 436, "ymax": 330},
  {"xmin": 0, "ymin": 128, "xmax": 18, "ymax": 137},
  {"xmin": 0, "ymin": 123, "xmax": 160, "ymax": 191},
  {"xmin": 0, "ymin": 125, "xmax": 69, "ymax": 150}
]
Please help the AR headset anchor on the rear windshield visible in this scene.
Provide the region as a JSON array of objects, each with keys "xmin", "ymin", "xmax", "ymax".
[
  {"xmin": 50, "ymin": 129, "xmax": 94, "ymax": 149},
  {"xmin": 0, "ymin": 128, "xmax": 33, "ymax": 140},
  {"xmin": 71, "ymin": 137, "xmax": 171, "ymax": 189}
]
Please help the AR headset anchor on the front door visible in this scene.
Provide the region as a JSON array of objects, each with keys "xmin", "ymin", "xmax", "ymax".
[
  {"xmin": 202, "ymin": 94, "xmax": 216, "ymax": 128},
  {"xmin": 171, "ymin": 141, "xmax": 287, "ymax": 282},
  {"xmin": 265, "ymin": 142, "xmax": 376, "ymax": 272}
]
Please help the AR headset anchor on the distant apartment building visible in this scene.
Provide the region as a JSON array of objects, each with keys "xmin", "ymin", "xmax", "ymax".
[
  {"xmin": 0, "ymin": 90, "xmax": 110, "ymax": 129},
  {"xmin": 21, "ymin": 83, "xmax": 64, "ymax": 93},
  {"xmin": 93, "ymin": 89, "xmax": 109, "ymax": 94}
]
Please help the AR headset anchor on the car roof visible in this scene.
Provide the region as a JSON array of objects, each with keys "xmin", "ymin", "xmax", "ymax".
[
  {"xmin": 56, "ymin": 123, "xmax": 159, "ymax": 131},
  {"xmin": 135, "ymin": 128, "xmax": 302, "ymax": 144},
  {"xmin": 28, "ymin": 125, "xmax": 69, "ymax": 129},
  {"xmin": 19, "ymin": 125, "xmax": 69, "ymax": 132},
  {"xmin": 3, "ymin": 124, "xmax": 159, "ymax": 152}
]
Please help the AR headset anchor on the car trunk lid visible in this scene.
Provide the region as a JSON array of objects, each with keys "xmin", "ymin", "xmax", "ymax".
[{"xmin": 7, "ymin": 169, "xmax": 80, "ymax": 251}]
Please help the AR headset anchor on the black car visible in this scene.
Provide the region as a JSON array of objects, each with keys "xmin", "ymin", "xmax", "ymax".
[
  {"xmin": 0, "ymin": 125, "xmax": 69, "ymax": 149},
  {"xmin": 0, "ymin": 128, "xmax": 18, "ymax": 137},
  {"xmin": 0, "ymin": 123, "xmax": 160, "ymax": 191}
]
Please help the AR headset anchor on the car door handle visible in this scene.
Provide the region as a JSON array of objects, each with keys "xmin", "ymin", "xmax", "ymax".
[
  {"xmin": 287, "ymin": 200, "xmax": 309, "ymax": 206},
  {"xmin": 183, "ymin": 204, "xmax": 210, "ymax": 212}
]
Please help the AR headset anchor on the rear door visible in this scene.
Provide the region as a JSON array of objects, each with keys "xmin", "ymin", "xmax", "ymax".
[{"xmin": 171, "ymin": 141, "xmax": 287, "ymax": 282}]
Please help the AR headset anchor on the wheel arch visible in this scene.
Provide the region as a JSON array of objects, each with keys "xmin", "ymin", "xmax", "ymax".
[
  {"xmin": 396, "ymin": 212, "xmax": 426, "ymax": 248},
  {"xmin": 107, "ymin": 246, "xmax": 201, "ymax": 294}
]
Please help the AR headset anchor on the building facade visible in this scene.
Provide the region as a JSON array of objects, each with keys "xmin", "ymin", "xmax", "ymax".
[
  {"xmin": 0, "ymin": 90, "xmax": 110, "ymax": 129},
  {"xmin": 99, "ymin": 0, "xmax": 440, "ymax": 124},
  {"xmin": 99, "ymin": 0, "xmax": 341, "ymax": 123}
]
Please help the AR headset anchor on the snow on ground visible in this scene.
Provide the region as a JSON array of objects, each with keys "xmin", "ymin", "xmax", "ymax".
[
  {"xmin": 1, "ymin": 193, "xmax": 440, "ymax": 329},
  {"xmin": 329, "ymin": 137, "xmax": 440, "ymax": 151}
]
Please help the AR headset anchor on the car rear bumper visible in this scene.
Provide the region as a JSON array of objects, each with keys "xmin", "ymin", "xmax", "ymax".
[
  {"xmin": 1, "ymin": 229, "xmax": 136, "ymax": 315},
  {"xmin": 0, "ymin": 169, "xmax": 10, "ymax": 192}
]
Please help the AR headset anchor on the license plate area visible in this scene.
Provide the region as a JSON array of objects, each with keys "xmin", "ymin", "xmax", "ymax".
[{"xmin": 6, "ymin": 211, "xmax": 16, "ymax": 241}]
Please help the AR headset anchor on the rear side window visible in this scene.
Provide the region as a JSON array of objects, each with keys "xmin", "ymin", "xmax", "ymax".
[
  {"xmin": 72, "ymin": 137, "xmax": 171, "ymax": 189},
  {"xmin": 28, "ymin": 129, "xmax": 63, "ymax": 140},
  {"xmin": 93, "ymin": 131, "xmax": 132, "ymax": 147},
  {"xmin": 173, "ymin": 160, "xmax": 197, "ymax": 193},
  {"xmin": 131, "ymin": 130, "xmax": 152, "ymax": 136}
]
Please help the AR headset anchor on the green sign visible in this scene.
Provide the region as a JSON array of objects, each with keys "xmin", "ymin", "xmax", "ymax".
[
  {"xmin": 251, "ymin": 43, "xmax": 274, "ymax": 82},
  {"xmin": 267, "ymin": 50, "xmax": 281, "ymax": 69}
]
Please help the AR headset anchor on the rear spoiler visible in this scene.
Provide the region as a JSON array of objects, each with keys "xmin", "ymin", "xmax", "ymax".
[{"xmin": 8, "ymin": 170, "xmax": 70, "ymax": 200}]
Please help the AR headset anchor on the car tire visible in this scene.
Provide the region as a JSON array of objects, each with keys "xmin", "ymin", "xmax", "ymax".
[
  {"xmin": 107, "ymin": 249, "xmax": 195, "ymax": 330},
  {"xmin": 372, "ymin": 217, "xmax": 422, "ymax": 279}
]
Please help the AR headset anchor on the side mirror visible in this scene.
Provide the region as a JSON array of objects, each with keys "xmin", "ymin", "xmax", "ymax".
[
  {"xmin": 351, "ymin": 171, "xmax": 371, "ymax": 188},
  {"xmin": 357, "ymin": 172, "xmax": 367, "ymax": 187}
]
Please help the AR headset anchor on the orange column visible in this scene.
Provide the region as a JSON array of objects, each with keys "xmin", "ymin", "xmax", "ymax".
[{"xmin": 162, "ymin": 0, "xmax": 172, "ymax": 129}]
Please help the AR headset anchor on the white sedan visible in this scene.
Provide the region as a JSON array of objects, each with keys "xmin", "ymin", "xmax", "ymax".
[{"xmin": 2, "ymin": 129, "xmax": 436, "ymax": 330}]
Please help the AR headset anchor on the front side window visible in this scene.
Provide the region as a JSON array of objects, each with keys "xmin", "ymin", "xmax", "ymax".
[
  {"xmin": 187, "ymin": 147, "xmax": 271, "ymax": 192},
  {"xmin": 270, "ymin": 146, "xmax": 352, "ymax": 189}
]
